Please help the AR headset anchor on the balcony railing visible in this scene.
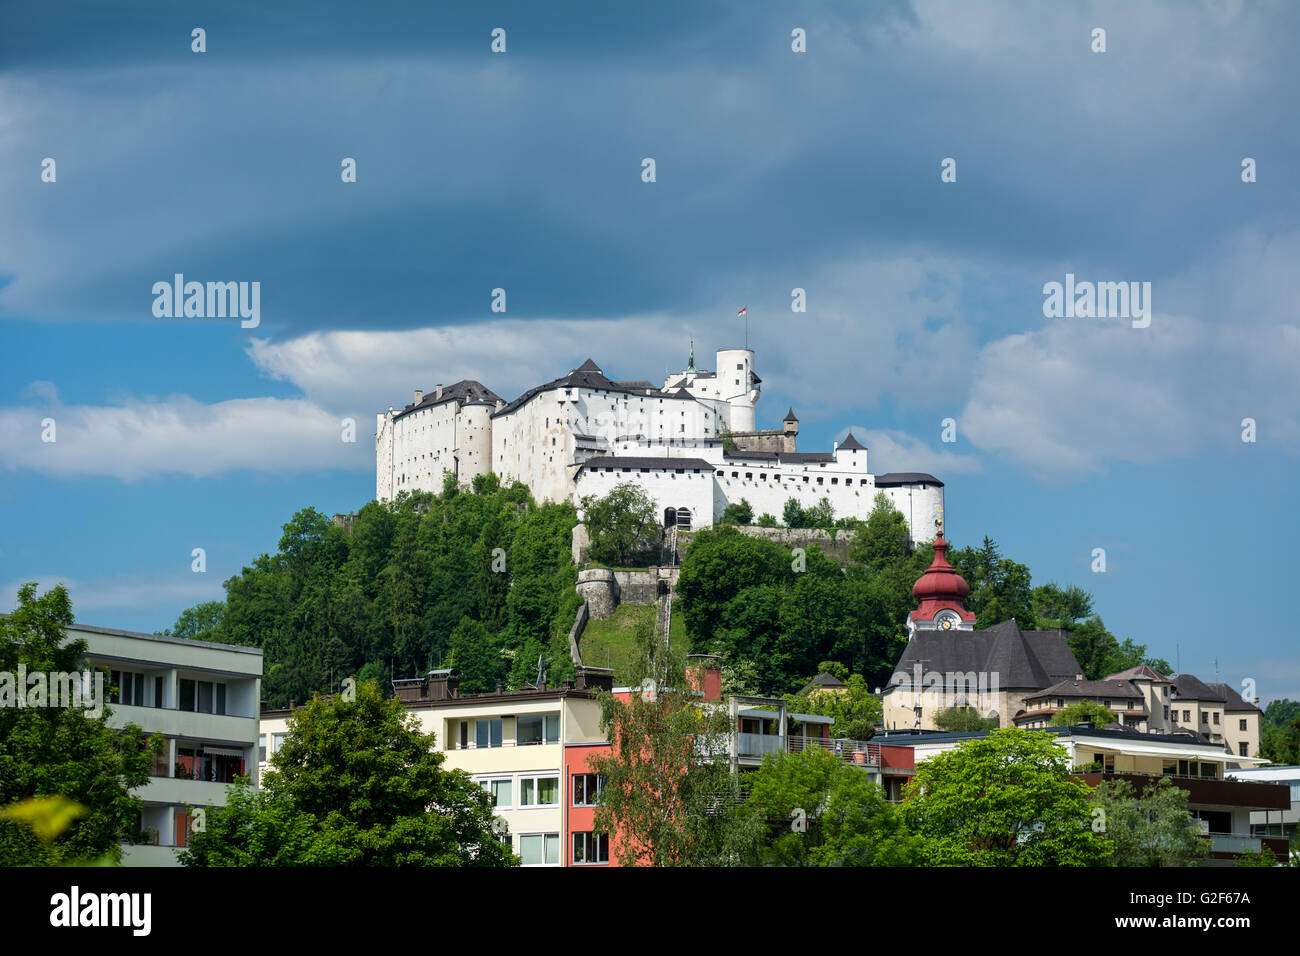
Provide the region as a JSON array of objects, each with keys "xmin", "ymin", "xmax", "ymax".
[
  {"xmin": 1210, "ymin": 833, "xmax": 1261, "ymax": 854},
  {"xmin": 732, "ymin": 734, "xmax": 883, "ymax": 766}
]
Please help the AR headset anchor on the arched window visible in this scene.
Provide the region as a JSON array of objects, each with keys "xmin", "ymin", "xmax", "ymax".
[
  {"xmin": 664, "ymin": 507, "xmax": 677, "ymax": 529},
  {"xmin": 675, "ymin": 507, "xmax": 692, "ymax": 531}
]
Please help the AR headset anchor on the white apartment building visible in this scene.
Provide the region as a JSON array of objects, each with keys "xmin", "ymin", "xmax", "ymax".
[{"xmin": 72, "ymin": 623, "xmax": 263, "ymax": 866}]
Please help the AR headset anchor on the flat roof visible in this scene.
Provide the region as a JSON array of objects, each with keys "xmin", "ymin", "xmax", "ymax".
[{"xmin": 65, "ymin": 622, "xmax": 263, "ymax": 656}]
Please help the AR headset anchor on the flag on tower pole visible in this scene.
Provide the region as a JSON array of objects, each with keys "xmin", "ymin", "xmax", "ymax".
[{"xmin": 737, "ymin": 306, "xmax": 747, "ymax": 315}]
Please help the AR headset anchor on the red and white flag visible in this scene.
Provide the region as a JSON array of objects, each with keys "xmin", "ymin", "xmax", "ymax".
[{"xmin": 737, "ymin": 306, "xmax": 747, "ymax": 315}]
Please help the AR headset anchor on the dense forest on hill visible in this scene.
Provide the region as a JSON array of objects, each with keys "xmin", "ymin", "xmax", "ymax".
[
  {"xmin": 164, "ymin": 481, "xmax": 1168, "ymax": 705},
  {"xmin": 167, "ymin": 474, "xmax": 580, "ymax": 708}
]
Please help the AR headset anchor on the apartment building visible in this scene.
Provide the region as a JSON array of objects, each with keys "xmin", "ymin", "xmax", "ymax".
[
  {"xmin": 259, "ymin": 668, "xmax": 615, "ymax": 867},
  {"xmin": 877, "ymin": 725, "xmax": 1288, "ymax": 864},
  {"xmin": 1227, "ymin": 765, "xmax": 1300, "ymax": 850},
  {"xmin": 72, "ymin": 623, "xmax": 263, "ymax": 866}
]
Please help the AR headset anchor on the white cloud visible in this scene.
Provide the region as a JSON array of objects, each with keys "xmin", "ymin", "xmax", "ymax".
[
  {"xmin": 960, "ymin": 232, "xmax": 1300, "ymax": 478},
  {"xmin": 834, "ymin": 425, "xmax": 981, "ymax": 477},
  {"xmin": 0, "ymin": 391, "xmax": 366, "ymax": 480},
  {"xmin": 3, "ymin": 573, "xmax": 223, "ymax": 614}
]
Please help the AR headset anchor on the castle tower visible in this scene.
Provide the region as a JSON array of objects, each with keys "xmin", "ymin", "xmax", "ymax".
[
  {"xmin": 782, "ymin": 408, "xmax": 799, "ymax": 453},
  {"xmin": 905, "ymin": 529, "xmax": 977, "ymax": 638},
  {"xmin": 715, "ymin": 347, "xmax": 758, "ymax": 432}
]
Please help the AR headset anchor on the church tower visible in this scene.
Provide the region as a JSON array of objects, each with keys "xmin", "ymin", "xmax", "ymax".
[{"xmin": 905, "ymin": 529, "xmax": 977, "ymax": 638}]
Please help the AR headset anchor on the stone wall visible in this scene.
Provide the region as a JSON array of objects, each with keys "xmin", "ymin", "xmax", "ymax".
[
  {"xmin": 576, "ymin": 568, "xmax": 619, "ymax": 619},
  {"xmin": 613, "ymin": 567, "xmax": 679, "ymax": 606},
  {"xmin": 677, "ymin": 525, "xmax": 857, "ymax": 566}
]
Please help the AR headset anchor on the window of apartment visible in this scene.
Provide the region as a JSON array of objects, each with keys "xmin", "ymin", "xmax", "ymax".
[
  {"xmin": 1212, "ymin": 712, "xmax": 1219, "ymax": 725},
  {"xmin": 1201, "ymin": 712, "xmax": 1208, "ymax": 724},
  {"xmin": 1057, "ymin": 699, "xmax": 1064, "ymax": 709},
  {"xmin": 1183, "ymin": 710, "xmax": 1191, "ymax": 721},
  {"xmin": 1239, "ymin": 742, "xmax": 1248, "ymax": 756},
  {"xmin": 519, "ymin": 775, "xmax": 561, "ymax": 807},
  {"xmin": 1163, "ymin": 706, "xmax": 1170, "ymax": 720},
  {"xmin": 258, "ymin": 734, "xmax": 267, "ymax": 763},
  {"xmin": 518, "ymin": 833, "xmax": 560, "ymax": 866},
  {"xmin": 573, "ymin": 831, "xmax": 609, "ymax": 864},
  {"xmin": 153, "ymin": 675, "xmax": 163, "ymax": 708},
  {"xmin": 271, "ymin": 733, "xmax": 287, "ymax": 754},
  {"xmin": 481, "ymin": 777, "xmax": 513, "ymax": 808},
  {"xmin": 516, "ymin": 714, "xmax": 560, "ymax": 746},
  {"xmin": 476, "ymin": 718, "xmax": 504, "ymax": 749},
  {"xmin": 177, "ymin": 678, "xmax": 226, "ymax": 715},
  {"xmin": 1239, "ymin": 718, "xmax": 1247, "ymax": 731},
  {"xmin": 109, "ymin": 670, "xmax": 145, "ymax": 707},
  {"xmin": 573, "ymin": 773, "xmax": 604, "ymax": 806}
]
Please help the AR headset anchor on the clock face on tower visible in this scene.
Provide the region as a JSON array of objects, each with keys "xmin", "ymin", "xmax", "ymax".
[
  {"xmin": 936, "ymin": 611, "xmax": 960, "ymax": 630},
  {"xmin": 941, "ymin": 618, "xmax": 953, "ymax": 630}
]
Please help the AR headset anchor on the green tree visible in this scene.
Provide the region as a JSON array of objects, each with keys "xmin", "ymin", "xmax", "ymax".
[
  {"xmin": 848, "ymin": 493, "xmax": 911, "ymax": 571},
  {"xmin": 447, "ymin": 617, "xmax": 502, "ymax": 695},
  {"xmin": 756, "ymin": 513, "xmax": 777, "ymax": 528},
  {"xmin": 719, "ymin": 499, "xmax": 754, "ymax": 525},
  {"xmin": 1050, "ymin": 700, "xmax": 1118, "ymax": 728},
  {"xmin": 587, "ymin": 618, "xmax": 734, "ymax": 866},
  {"xmin": 737, "ymin": 746, "xmax": 922, "ymax": 866},
  {"xmin": 783, "ymin": 668, "xmax": 882, "ymax": 741},
  {"xmin": 1093, "ymin": 776, "xmax": 1210, "ymax": 866},
  {"xmin": 0, "ymin": 583, "xmax": 161, "ymax": 866},
  {"xmin": 580, "ymin": 482, "xmax": 661, "ymax": 566},
  {"xmin": 782, "ymin": 498, "xmax": 806, "ymax": 528},
  {"xmin": 901, "ymin": 728, "xmax": 1111, "ymax": 866},
  {"xmin": 934, "ymin": 705, "xmax": 999, "ymax": 732},
  {"xmin": 180, "ymin": 681, "xmax": 514, "ymax": 866},
  {"xmin": 163, "ymin": 600, "xmax": 227, "ymax": 643},
  {"xmin": 948, "ymin": 538, "xmax": 1037, "ymax": 630}
]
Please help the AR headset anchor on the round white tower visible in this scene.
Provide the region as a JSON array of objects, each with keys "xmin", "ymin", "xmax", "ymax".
[{"xmin": 715, "ymin": 347, "xmax": 757, "ymax": 432}]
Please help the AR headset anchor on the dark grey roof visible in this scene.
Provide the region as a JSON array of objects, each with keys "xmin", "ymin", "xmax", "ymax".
[
  {"xmin": 875, "ymin": 472, "xmax": 944, "ymax": 487},
  {"xmin": 890, "ymin": 620, "xmax": 1081, "ymax": 692},
  {"xmin": 1105, "ymin": 664, "xmax": 1171, "ymax": 683},
  {"xmin": 874, "ymin": 724, "xmax": 1226, "ymax": 750},
  {"xmin": 724, "ymin": 450, "xmax": 835, "ymax": 464},
  {"xmin": 1170, "ymin": 674, "xmax": 1221, "ymax": 702},
  {"xmin": 837, "ymin": 432, "xmax": 867, "ymax": 452},
  {"xmin": 1029, "ymin": 678, "xmax": 1145, "ymax": 700},
  {"xmin": 576, "ymin": 456, "xmax": 715, "ymax": 474},
  {"xmin": 394, "ymin": 380, "xmax": 505, "ymax": 421},
  {"xmin": 1163, "ymin": 676, "xmax": 1258, "ymax": 712},
  {"xmin": 798, "ymin": 672, "xmax": 847, "ymax": 695},
  {"xmin": 493, "ymin": 362, "xmax": 679, "ymax": 418},
  {"xmin": 784, "ymin": 407, "xmax": 798, "ymax": 422}
]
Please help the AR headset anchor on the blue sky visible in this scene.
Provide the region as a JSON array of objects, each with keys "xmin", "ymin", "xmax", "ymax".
[{"xmin": 2, "ymin": 1, "xmax": 1297, "ymax": 702}]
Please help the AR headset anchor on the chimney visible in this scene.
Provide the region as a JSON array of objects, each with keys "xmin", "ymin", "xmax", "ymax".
[
  {"xmin": 495, "ymin": 399, "xmax": 504, "ymax": 411},
  {"xmin": 426, "ymin": 669, "xmax": 459, "ymax": 701},
  {"xmin": 414, "ymin": 389, "xmax": 423, "ymax": 404},
  {"xmin": 436, "ymin": 384, "xmax": 443, "ymax": 400},
  {"xmin": 391, "ymin": 678, "xmax": 427, "ymax": 703}
]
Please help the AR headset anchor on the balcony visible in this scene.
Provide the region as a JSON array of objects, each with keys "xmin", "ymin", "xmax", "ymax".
[
  {"xmin": 1075, "ymin": 772, "xmax": 1290, "ymax": 812},
  {"xmin": 731, "ymin": 734, "xmax": 882, "ymax": 767}
]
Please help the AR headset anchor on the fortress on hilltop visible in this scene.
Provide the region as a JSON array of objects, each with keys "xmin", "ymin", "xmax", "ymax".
[{"xmin": 376, "ymin": 344, "xmax": 943, "ymax": 540}]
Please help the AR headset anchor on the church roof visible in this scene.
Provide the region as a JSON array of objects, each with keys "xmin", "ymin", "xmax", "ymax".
[
  {"xmin": 837, "ymin": 432, "xmax": 867, "ymax": 452},
  {"xmin": 875, "ymin": 472, "xmax": 943, "ymax": 487},
  {"xmin": 394, "ymin": 380, "xmax": 504, "ymax": 420},
  {"xmin": 890, "ymin": 620, "xmax": 1081, "ymax": 692}
]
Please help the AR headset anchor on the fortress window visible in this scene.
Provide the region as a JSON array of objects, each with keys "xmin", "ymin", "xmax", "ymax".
[
  {"xmin": 745, "ymin": 473, "xmax": 752, "ymax": 480},
  {"xmin": 831, "ymin": 478, "xmax": 838, "ymax": 485},
  {"xmin": 640, "ymin": 468, "xmax": 649, "ymax": 473},
  {"xmin": 731, "ymin": 472, "xmax": 737, "ymax": 478},
  {"xmin": 736, "ymin": 364, "xmax": 742, "ymax": 370},
  {"xmin": 817, "ymin": 477, "xmax": 824, "ymax": 484},
  {"xmin": 760, "ymin": 473, "xmax": 767, "ymax": 480},
  {"xmin": 675, "ymin": 469, "xmax": 683, "ymax": 474},
  {"xmin": 802, "ymin": 477, "xmax": 809, "ymax": 484}
]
